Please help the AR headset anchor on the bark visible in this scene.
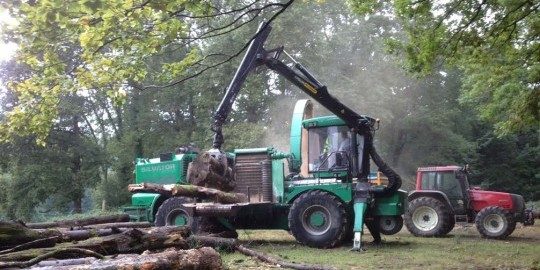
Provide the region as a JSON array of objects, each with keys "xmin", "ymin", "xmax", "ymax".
[
  {"xmin": 0, "ymin": 226, "xmax": 190, "ymax": 262},
  {"xmin": 187, "ymin": 152, "xmax": 235, "ymax": 191},
  {"xmin": 70, "ymin": 222, "xmax": 152, "ymax": 230},
  {"xmin": 0, "ymin": 248, "xmax": 104, "ymax": 269},
  {"xmin": 0, "ymin": 222, "xmax": 61, "ymax": 250},
  {"xmin": 128, "ymin": 183, "xmax": 247, "ymax": 204},
  {"xmin": 26, "ymin": 214, "xmax": 130, "ymax": 229},
  {"xmin": 29, "ymin": 247, "xmax": 222, "ymax": 270}
]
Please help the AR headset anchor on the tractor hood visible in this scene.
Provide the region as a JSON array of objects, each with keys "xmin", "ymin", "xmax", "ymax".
[{"xmin": 469, "ymin": 189, "xmax": 525, "ymax": 215}]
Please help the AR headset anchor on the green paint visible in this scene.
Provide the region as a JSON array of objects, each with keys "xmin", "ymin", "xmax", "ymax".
[
  {"xmin": 310, "ymin": 211, "xmax": 325, "ymax": 227},
  {"xmin": 302, "ymin": 116, "xmax": 346, "ymax": 128},
  {"xmin": 353, "ymin": 202, "xmax": 367, "ymax": 232},
  {"xmin": 373, "ymin": 190, "xmax": 407, "ymax": 216},
  {"xmin": 289, "ymin": 99, "xmax": 311, "ymax": 172},
  {"xmin": 135, "ymin": 154, "xmax": 195, "ymax": 184},
  {"xmin": 272, "ymin": 159, "xmax": 285, "ymax": 203},
  {"xmin": 285, "ymin": 183, "xmax": 352, "ymax": 204},
  {"xmin": 174, "ymin": 214, "xmax": 188, "ymax": 226},
  {"xmin": 234, "ymin": 148, "xmax": 271, "ymax": 154}
]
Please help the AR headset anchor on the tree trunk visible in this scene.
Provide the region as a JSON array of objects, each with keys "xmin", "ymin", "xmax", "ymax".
[
  {"xmin": 187, "ymin": 152, "xmax": 235, "ymax": 191},
  {"xmin": 28, "ymin": 247, "xmax": 223, "ymax": 270},
  {"xmin": 128, "ymin": 183, "xmax": 247, "ymax": 204},
  {"xmin": 26, "ymin": 214, "xmax": 130, "ymax": 229},
  {"xmin": 0, "ymin": 226, "xmax": 190, "ymax": 262}
]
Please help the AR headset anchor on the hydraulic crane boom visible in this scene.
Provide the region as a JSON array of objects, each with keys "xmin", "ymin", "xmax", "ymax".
[{"xmin": 210, "ymin": 22, "xmax": 402, "ymax": 251}]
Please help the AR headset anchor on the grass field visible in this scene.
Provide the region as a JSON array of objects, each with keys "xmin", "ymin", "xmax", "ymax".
[{"xmin": 221, "ymin": 223, "xmax": 540, "ymax": 269}]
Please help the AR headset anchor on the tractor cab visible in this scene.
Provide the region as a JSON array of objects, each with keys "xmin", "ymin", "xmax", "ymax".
[
  {"xmin": 302, "ymin": 116, "xmax": 364, "ymax": 180},
  {"xmin": 416, "ymin": 166, "xmax": 469, "ymax": 215}
]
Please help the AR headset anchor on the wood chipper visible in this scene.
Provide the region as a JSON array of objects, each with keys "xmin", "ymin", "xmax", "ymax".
[{"xmin": 124, "ymin": 22, "xmax": 406, "ymax": 251}]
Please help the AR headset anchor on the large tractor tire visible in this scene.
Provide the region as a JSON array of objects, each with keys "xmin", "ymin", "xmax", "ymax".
[
  {"xmin": 441, "ymin": 216, "xmax": 456, "ymax": 235},
  {"xmin": 379, "ymin": 215, "xmax": 403, "ymax": 235},
  {"xmin": 404, "ymin": 197, "xmax": 452, "ymax": 237},
  {"xmin": 475, "ymin": 206, "xmax": 516, "ymax": 239},
  {"xmin": 154, "ymin": 197, "xmax": 198, "ymax": 229},
  {"xmin": 288, "ymin": 190, "xmax": 350, "ymax": 248}
]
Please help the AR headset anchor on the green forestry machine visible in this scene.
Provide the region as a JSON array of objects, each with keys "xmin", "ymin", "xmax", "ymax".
[{"xmin": 124, "ymin": 23, "xmax": 406, "ymax": 250}]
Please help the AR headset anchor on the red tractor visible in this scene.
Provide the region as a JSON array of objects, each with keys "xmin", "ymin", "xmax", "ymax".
[{"xmin": 404, "ymin": 165, "xmax": 535, "ymax": 239}]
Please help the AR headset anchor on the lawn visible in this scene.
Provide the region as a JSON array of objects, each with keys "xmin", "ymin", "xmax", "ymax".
[{"xmin": 221, "ymin": 223, "xmax": 540, "ymax": 269}]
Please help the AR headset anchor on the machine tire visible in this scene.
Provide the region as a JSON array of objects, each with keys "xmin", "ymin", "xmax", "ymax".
[
  {"xmin": 288, "ymin": 190, "xmax": 350, "ymax": 248},
  {"xmin": 379, "ymin": 215, "xmax": 403, "ymax": 235},
  {"xmin": 404, "ymin": 197, "xmax": 452, "ymax": 237},
  {"xmin": 154, "ymin": 197, "xmax": 198, "ymax": 230},
  {"xmin": 475, "ymin": 206, "xmax": 516, "ymax": 239},
  {"xmin": 441, "ymin": 216, "xmax": 456, "ymax": 235}
]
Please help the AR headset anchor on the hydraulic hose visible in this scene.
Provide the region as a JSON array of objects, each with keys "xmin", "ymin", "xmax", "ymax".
[{"xmin": 366, "ymin": 133, "xmax": 402, "ymax": 197}]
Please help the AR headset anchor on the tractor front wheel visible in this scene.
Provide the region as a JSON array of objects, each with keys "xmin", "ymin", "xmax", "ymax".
[
  {"xmin": 154, "ymin": 197, "xmax": 198, "ymax": 229},
  {"xmin": 475, "ymin": 206, "xmax": 516, "ymax": 239},
  {"xmin": 404, "ymin": 197, "xmax": 452, "ymax": 237},
  {"xmin": 288, "ymin": 190, "xmax": 350, "ymax": 248},
  {"xmin": 379, "ymin": 215, "xmax": 403, "ymax": 235}
]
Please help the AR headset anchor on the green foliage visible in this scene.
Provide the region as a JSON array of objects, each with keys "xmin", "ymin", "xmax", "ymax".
[
  {"xmin": 470, "ymin": 129, "xmax": 539, "ymax": 201},
  {"xmin": 348, "ymin": 0, "xmax": 539, "ymax": 135}
]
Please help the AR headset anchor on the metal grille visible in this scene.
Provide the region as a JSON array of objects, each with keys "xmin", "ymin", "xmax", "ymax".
[{"xmin": 234, "ymin": 153, "xmax": 273, "ymax": 202}]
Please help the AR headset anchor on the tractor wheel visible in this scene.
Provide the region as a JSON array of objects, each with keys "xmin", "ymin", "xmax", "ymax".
[
  {"xmin": 404, "ymin": 197, "xmax": 452, "ymax": 237},
  {"xmin": 288, "ymin": 190, "xmax": 350, "ymax": 248},
  {"xmin": 441, "ymin": 216, "xmax": 456, "ymax": 235},
  {"xmin": 475, "ymin": 206, "xmax": 516, "ymax": 239},
  {"xmin": 379, "ymin": 215, "xmax": 403, "ymax": 235},
  {"xmin": 154, "ymin": 197, "xmax": 198, "ymax": 230}
]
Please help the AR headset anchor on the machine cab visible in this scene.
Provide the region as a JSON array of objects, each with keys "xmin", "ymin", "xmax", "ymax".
[
  {"xmin": 417, "ymin": 166, "xmax": 469, "ymax": 215},
  {"xmin": 302, "ymin": 116, "xmax": 365, "ymax": 179}
]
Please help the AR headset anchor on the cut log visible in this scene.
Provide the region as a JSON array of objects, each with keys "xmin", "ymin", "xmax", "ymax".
[
  {"xmin": 26, "ymin": 214, "xmax": 130, "ymax": 229},
  {"xmin": 0, "ymin": 222, "xmax": 61, "ymax": 250},
  {"xmin": 187, "ymin": 152, "xmax": 235, "ymax": 191},
  {"xmin": 1, "ymin": 221, "xmax": 142, "ymax": 250},
  {"xmin": 70, "ymin": 222, "xmax": 152, "ymax": 230},
  {"xmin": 128, "ymin": 183, "xmax": 247, "ymax": 204},
  {"xmin": 29, "ymin": 247, "xmax": 223, "ymax": 270},
  {"xmin": 0, "ymin": 248, "xmax": 104, "ymax": 269},
  {"xmin": 0, "ymin": 226, "xmax": 190, "ymax": 262}
]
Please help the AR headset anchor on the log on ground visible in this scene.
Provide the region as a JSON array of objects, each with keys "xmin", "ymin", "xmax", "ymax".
[
  {"xmin": 28, "ymin": 247, "xmax": 223, "ymax": 270},
  {"xmin": 0, "ymin": 222, "xmax": 61, "ymax": 250},
  {"xmin": 0, "ymin": 226, "xmax": 190, "ymax": 262},
  {"xmin": 128, "ymin": 183, "xmax": 247, "ymax": 204},
  {"xmin": 25, "ymin": 214, "xmax": 130, "ymax": 229}
]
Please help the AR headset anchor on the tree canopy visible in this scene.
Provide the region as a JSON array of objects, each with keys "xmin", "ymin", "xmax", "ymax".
[{"xmin": 349, "ymin": 0, "xmax": 539, "ymax": 135}]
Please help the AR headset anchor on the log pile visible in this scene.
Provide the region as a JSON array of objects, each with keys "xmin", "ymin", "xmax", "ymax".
[
  {"xmin": 187, "ymin": 152, "xmax": 235, "ymax": 191},
  {"xmin": 0, "ymin": 215, "xmax": 333, "ymax": 270}
]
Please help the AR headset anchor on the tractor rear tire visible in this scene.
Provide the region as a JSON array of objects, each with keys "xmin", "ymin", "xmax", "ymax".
[
  {"xmin": 379, "ymin": 215, "xmax": 403, "ymax": 235},
  {"xmin": 475, "ymin": 206, "xmax": 516, "ymax": 239},
  {"xmin": 404, "ymin": 197, "xmax": 452, "ymax": 237},
  {"xmin": 441, "ymin": 216, "xmax": 456, "ymax": 235},
  {"xmin": 154, "ymin": 197, "xmax": 198, "ymax": 229},
  {"xmin": 288, "ymin": 190, "xmax": 350, "ymax": 248}
]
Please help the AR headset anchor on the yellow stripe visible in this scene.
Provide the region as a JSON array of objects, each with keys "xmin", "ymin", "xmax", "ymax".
[{"xmin": 303, "ymin": 82, "xmax": 318, "ymax": 94}]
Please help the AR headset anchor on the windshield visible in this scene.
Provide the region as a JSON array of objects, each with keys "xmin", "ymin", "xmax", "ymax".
[
  {"xmin": 421, "ymin": 171, "xmax": 464, "ymax": 198},
  {"xmin": 307, "ymin": 126, "xmax": 351, "ymax": 171}
]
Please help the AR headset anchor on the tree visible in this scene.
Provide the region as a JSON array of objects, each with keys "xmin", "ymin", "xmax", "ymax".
[
  {"xmin": 348, "ymin": 0, "xmax": 539, "ymax": 135},
  {"xmin": 0, "ymin": 0, "xmax": 293, "ymax": 144}
]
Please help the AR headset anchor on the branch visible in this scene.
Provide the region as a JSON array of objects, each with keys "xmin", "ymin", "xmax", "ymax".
[
  {"xmin": 142, "ymin": 0, "xmax": 295, "ymax": 90},
  {"xmin": 0, "ymin": 248, "xmax": 104, "ymax": 269}
]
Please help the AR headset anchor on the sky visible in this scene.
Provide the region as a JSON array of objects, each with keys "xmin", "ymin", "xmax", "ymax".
[{"xmin": 0, "ymin": 10, "xmax": 18, "ymax": 62}]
